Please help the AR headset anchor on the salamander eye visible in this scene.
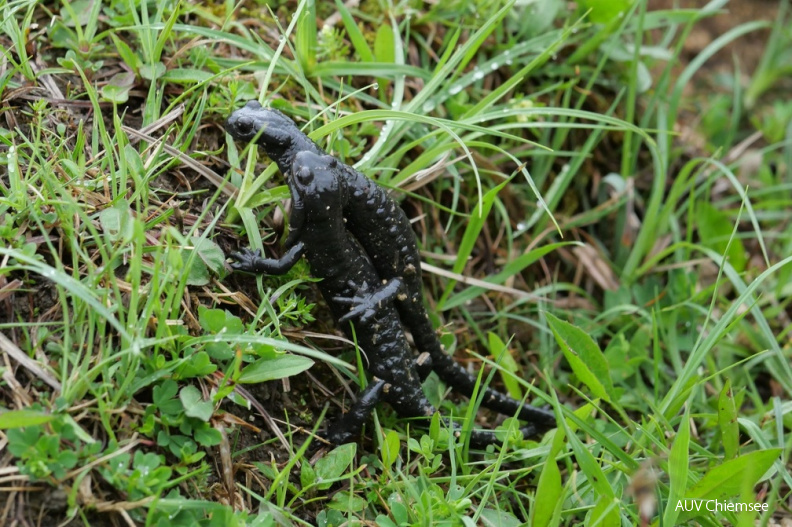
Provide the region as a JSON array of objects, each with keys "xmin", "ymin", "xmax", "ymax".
[
  {"xmin": 328, "ymin": 157, "xmax": 338, "ymax": 169},
  {"xmin": 296, "ymin": 165, "xmax": 314, "ymax": 186},
  {"xmin": 235, "ymin": 116, "xmax": 254, "ymax": 134}
]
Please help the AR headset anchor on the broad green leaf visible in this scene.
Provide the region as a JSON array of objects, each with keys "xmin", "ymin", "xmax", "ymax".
[
  {"xmin": 429, "ymin": 411, "xmax": 441, "ymax": 441},
  {"xmin": 381, "ymin": 430, "xmax": 400, "ymax": 469},
  {"xmin": 194, "ymin": 426, "xmax": 222, "ymax": 447},
  {"xmin": 588, "ymin": 495, "xmax": 619, "ymax": 527},
  {"xmin": 717, "ymin": 380, "xmax": 739, "ymax": 460},
  {"xmin": 688, "ymin": 449, "xmax": 782, "ymax": 500},
  {"xmin": 181, "ymin": 237, "xmax": 226, "ymax": 286},
  {"xmin": 328, "ymin": 490, "xmax": 367, "ymax": 512},
  {"xmin": 388, "ymin": 493, "xmax": 409, "ymax": 524},
  {"xmin": 239, "ymin": 354, "xmax": 313, "ymax": 383},
  {"xmin": 198, "ymin": 306, "xmax": 244, "ymax": 334},
  {"xmin": 0, "ymin": 410, "xmax": 54, "ymax": 429},
  {"xmin": 375, "ymin": 515, "xmax": 398, "ymax": 527},
  {"xmin": 139, "ymin": 61, "xmax": 166, "ymax": 81},
  {"xmin": 533, "ymin": 457, "xmax": 562, "ymax": 527},
  {"xmin": 546, "ymin": 313, "xmax": 614, "ymax": 401},
  {"xmin": 480, "ymin": 508, "xmax": 522, "ymax": 527},
  {"xmin": 153, "ymin": 380, "xmax": 182, "ymax": 416},
  {"xmin": 315, "ymin": 443, "xmax": 356, "ymax": 490},
  {"xmin": 100, "ymin": 72, "xmax": 135, "ymax": 103},
  {"xmin": 174, "ymin": 351, "xmax": 217, "ymax": 379},
  {"xmin": 123, "ymin": 144, "xmax": 144, "ymax": 179},
  {"xmin": 99, "ymin": 203, "xmax": 134, "ymax": 242},
  {"xmin": 180, "ymin": 385, "xmax": 214, "ymax": 422},
  {"xmin": 374, "ymin": 24, "xmax": 395, "ymax": 64},
  {"xmin": 300, "ymin": 461, "xmax": 316, "ymax": 489}
]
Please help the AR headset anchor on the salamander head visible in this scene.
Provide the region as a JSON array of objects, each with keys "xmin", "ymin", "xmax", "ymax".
[
  {"xmin": 291, "ymin": 151, "xmax": 346, "ymax": 218},
  {"xmin": 225, "ymin": 101, "xmax": 304, "ymax": 163}
]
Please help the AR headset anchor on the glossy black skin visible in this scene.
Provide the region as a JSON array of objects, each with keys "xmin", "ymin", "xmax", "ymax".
[
  {"xmin": 231, "ymin": 152, "xmax": 541, "ymax": 446},
  {"xmin": 226, "ymin": 102, "xmax": 556, "ymax": 433}
]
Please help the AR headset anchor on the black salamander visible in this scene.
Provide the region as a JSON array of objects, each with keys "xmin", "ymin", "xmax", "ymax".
[
  {"xmin": 231, "ymin": 151, "xmax": 540, "ymax": 445},
  {"xmin": 226, "ymin": 101, "xmax": 555, "ymax": 433}
]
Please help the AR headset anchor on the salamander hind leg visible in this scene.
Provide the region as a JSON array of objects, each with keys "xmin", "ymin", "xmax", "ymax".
[{"xmin": 324, "ymin": 379, "xmax": 386, "ymax": 445}]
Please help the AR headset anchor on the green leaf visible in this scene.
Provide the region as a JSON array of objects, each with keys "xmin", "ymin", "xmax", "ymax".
[
  {"xmin": 181, "ymin": 237, "xmax": 225, "ymax": 286},
  {"xmin": 300, "ymin": 461, "xmax": 316, "ymax": 489},
  {"xmin": 139, "ymin": 62, "xmax": 166, "ymax": 81},
  {"xmin": 179, "ymin": 386, "xmax": 214, "ymax": 422},
  {"xmin": 388, "ymin": 493, "xmax": 409, "ymax": 524},
  {"xmin": 0, "ymin": 410, "xmax": 54, "ymax": 429},
  {"xmin": 480, "ymin": 508, "xmax": 522, "ymax": 527},
  {"xmin": 57, "ymin": 449, "xmax": 79, "ymax": 469},
  {"xmin": 663, "ymin": 409, "xmax": 690, "ymax": 527},
  {"xmin": 192, "ymin": 237, "xmax": 226, "ymax": 271},
  {"xmin": 696, "ymin": 201, "xmax": 746, "ymax": 272},
  {"xmin": 487, "ymin": 333, "xmax": 522, "ymax": 399},
  {"xmin": 335, "ymin": 0, "xmax": 374, "ymax": 62},
  {"xmin": 328, "ymin": 490, "xmax": 367, "ymax": 512},
  {"xmin": 532, "ymin": 456, "xmax": 562, "ymax": 527},
  {"xmin": 161, "ymin": 68, "xmax": 213, "ymax": 84},
  {"xmin": 428, "ymin": 411, "xmax": 441, "ymax": 442},
  {"xmin": 239, "ymin": 354, "xmax": 314, "ymax": 383},
  {"xmin": 194, "ymin": 426, "xmax": 222, "ymax": 447},
  {"xmin": 687, "ymin": 449, "xmax": 782, "ymax": 500},
  {"xmin": 123, "ymin": 144, "xmax": 144, "ymax": 180},
  {"xmin": 99, "ymin": 203, "xmax": 134, "ymax": 242},
  {"xmin": 566, "ymin": 421, "xmax": 614, "ymax": 500},
  {"xmin": 381, "ymin": 430, "xmax": 400, "ymax": 469},
  {"xmin": 198, "ymin": 306, "xmax": 244, "ymax": 334},
  {"xmin": 296, "ymin": 0, "xmax": 317, "ymax": 73},
  {"xmin": 315, "ymin": 443, "xmax": 356, "ymax": 490},
  {"xmin": 578, "ymin": 0, "xmax": 632, "ymax": 24},
  {"xmin": 174, "ymin": 351, "xmax": 217, "ymax": 379},
  {"xmin": 588, "ymin": 495, "xmax": 619, "ymax": 527},
  {"xmin": 717, "ymin": 380, "xmax": 739, "ymax": 460},
  {"xmin": 153, "ymin": 380, "xmax": 183, "ymax": 416},
  {"xmin": 546, "ymin": 313, "xmax": 614, "ymax": 401},
  {"xmin": 373, "ymin": 24, "xmax": 395, "ymax": 64},
  {"xmin": 375, "ymin": 515, "xmax": 398, "ymax": 527},
  {"xmin": 110, "ymin": 34, "xmax": 139, "ymax": 72},
  {"xmin": 100, "ymin": 72, "xmax": 135, "ymax": 104}
]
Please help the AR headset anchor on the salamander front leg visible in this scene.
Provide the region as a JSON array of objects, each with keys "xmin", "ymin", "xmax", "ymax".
[{"xmin": 230, "ymin": 242, "xmax": 306, "ymax": 275}]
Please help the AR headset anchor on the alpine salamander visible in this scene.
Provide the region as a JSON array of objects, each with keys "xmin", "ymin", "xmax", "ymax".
[
  {"xmin": 231, "ymin": 152, "xmax": 542, "ymax": 445},
  {"xmin": 226, "ymin": 101, "xmax": 556, "ymax": 432}
]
